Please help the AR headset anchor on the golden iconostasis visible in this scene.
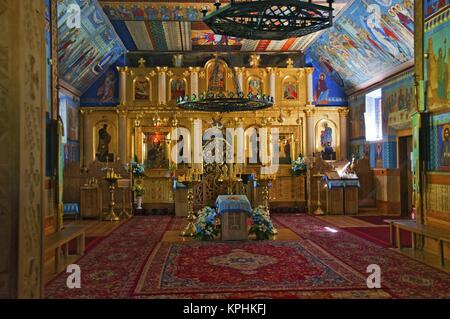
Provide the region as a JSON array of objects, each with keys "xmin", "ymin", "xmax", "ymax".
[{"xmin": 79, "ymin": 57, "xmax": 349, "ymax": 172}]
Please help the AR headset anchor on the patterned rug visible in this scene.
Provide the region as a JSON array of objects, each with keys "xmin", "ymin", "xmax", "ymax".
[
  {"xmin": 273, "ymin": 215, "xmax": 450, "ymax": 299},
  {"xmin": 133, "ymin": 240, "xmax": 373, "ymax": 298},
  {"xmin": 45, "ymin": 216, "xmax": 172, "ymax": 299}
]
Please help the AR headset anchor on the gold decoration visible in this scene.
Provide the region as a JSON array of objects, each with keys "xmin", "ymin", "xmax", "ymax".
[
  {"xmin": 286, "ymin": 58, "xmax": 294, "ymax": 68},
  {"xmin": 138, "ymin": 57, "xmax": 146, "ymax": 68},
  {"xmin": 249, "ymin": 54, "xmax": 261, "ymax": 68}
]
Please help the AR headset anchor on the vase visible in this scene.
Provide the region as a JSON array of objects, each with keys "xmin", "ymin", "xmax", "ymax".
[{"xmin": 137, "ymin": 196, "xmax": 143, "ymax": 209}]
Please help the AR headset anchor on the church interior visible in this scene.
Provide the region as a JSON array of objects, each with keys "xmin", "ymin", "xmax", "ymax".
[{"xmin": 2, "ymin": 0, "xmax": 450, "ymax": 300}]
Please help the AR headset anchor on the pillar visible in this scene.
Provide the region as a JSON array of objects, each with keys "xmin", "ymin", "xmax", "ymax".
[
  {"xmin": 83, "ymin": 110, "xmax": 94, "ymax": 165},
  {"xmin": 189, "ymin": 67, "xmax": 200, "ymax": 97},
  {"xmin": 117, "ymin": 66, "xmax": 128, "ymax": 106},
  {"xmin": 267, "ymin": 68, "xmax": 276, "ymax": 101},
  {"xmin": 0, "ymin": 0, "xmax": 46, "ymax": 298},
  {"xmin": 157, "ymin": 67, "xmax": 168, "ymax": 105},
  {"xmin": 118, "ymin": 110, "xmax": 127, "ymax": 164},
  {"xmin": 305, "ymin": 68, "xmax": 314, "ymax": 106},
  {"xmin": 338, "ymin": 108, "xmax": 349, "ymax": 160},
  {"xmin": 304, "ymin": 108, "xmax": 316, "ymax": 156}
]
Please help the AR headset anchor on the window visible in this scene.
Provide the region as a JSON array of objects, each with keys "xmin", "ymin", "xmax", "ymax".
[{"xmin": 364, "ymin": 88, "xmax": 383, "ymax": 142}]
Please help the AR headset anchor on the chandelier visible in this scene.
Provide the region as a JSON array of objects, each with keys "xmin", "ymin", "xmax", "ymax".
[
  {"xmin": 176, "ymin": 51, "xmax": 274, "ymax": 113},
  {"xmin": 202, "ymin": 0, "xmax": 335, "ymax": 41}
]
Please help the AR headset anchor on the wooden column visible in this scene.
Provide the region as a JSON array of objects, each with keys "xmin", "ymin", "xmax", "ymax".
[
  {"xmin": 0, "ymin": 0, "xmax": 46, "ymax": 298},
  {"xmin": 83, "ymin": 110, "xmax": 94, "ymax": 165},
  {"xmin": 338, "ymin": 108, "xmax": 350, "ymax": 161},
  {"xmin": 305, "ymin": 67, "xmax": 314, "ymax": 106},
  {"xmin": 157, "ymin": 67, "xmax": 168, "ymax": 106},
  {"xmin": 118, "ymin": 110, "xmax": 127, "ymax": 164},
  {"xmin": 304, "ymin": 108, "xmax": 316, "ymax": 157},
  {"xmin": 189, "ymin": 67, "xmax": 200, "ymax": 97}
]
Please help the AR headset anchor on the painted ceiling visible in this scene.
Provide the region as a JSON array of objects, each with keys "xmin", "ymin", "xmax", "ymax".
[
  {"xmin": 306, "ymin": 0, "xmax": 414, "ymax": 93},
  {"xmin": 58, "ymin": 0, "xmax": 125, "ymax": 94},
  {"xmin": 98, "ymin": 0, "xmax": 351, "ymax": 52}
]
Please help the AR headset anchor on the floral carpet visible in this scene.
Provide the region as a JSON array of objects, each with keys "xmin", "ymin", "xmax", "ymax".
[
  {"xmin": 45, "ymin": 215, "xmax": 450, "ymax": 299},
  {"xmin": 133, "ymin": 240, "xmax": 370, "ymax": 297},
  {"xmin": 273, "ymin": 215, "xmax": 450, "ymax": 299}
]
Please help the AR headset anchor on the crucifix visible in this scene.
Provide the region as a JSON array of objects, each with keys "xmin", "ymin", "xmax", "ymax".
[
  {"xmin": 286, "ymin": 58, "xmax": 294, "ymax": 68},
  {"xmin": 138, "ymin": 57, "xmax": 146, "ymax": 68}
]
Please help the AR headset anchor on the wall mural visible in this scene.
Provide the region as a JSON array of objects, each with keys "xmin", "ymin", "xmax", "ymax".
[
  {"xmin": 424, "ymin": 5, "xmax": 450, "ymax": 112},
  {"xmin": 59, "ymin": 91, "xmax": 80, "ymax": 166},
  {"xmin": 58, "ymin": 0, "xmax": 125, "ymax": 94},
  {"xmin": 81, "ymin": 57, "xmax": 125, "ymax": 106},
  {"xmin": 307, "ymin": 0, "xmax": 414, "ymax": 92},
  {"xmin": 425, "ymin": 0, "xmax": 450, "ymax": 18},
  {"xmin": 305, "ymin": 54, "xmax": 347, "ymax": 106},
  {"xmin": 383, "ymin": 71, "xmax": 416, "ymax": 130}
]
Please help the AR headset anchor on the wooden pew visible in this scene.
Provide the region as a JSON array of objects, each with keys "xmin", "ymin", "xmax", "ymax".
[
  {"xmin": 386, "ymin": 219, "xmax": 450, "ymax": 267},
  {"xmin": 45, "ymin": 225, "xmax": 86, "ymax": 274}
]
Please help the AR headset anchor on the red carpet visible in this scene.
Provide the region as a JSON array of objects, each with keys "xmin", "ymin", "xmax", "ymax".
[
  {"xmin": 45, "ymin": 215, "xmax": 450, "ymax": 299},
  {"xmin": 273, "ymin": 215, "xmax": 450, "ymax": 299},
  {"xmin": 344, "ymin": 227, "xmax": 412, "ymax": 248},
  {"xmin": 45, "ymin": 216, "xmax": 172, "ymax": 299},
  {"xmin": 133, "ymin": 241, "xmax": 370, "ymax": 298}
]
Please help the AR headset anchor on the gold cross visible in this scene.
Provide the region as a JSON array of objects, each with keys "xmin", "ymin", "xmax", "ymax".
[
  {"xmin": 286, "ymin": 58, "xmax": 294, "ymax": 68},
  {"xmin": 138, "ymin": 57, "xmax": 146, "ymax": 68},
  {"xmin": 249, "ymin": 54, "xmax": 260, "ymax": 68}
]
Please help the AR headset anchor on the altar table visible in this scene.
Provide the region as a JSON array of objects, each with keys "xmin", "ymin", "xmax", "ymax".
[{"xmin": 216, "ymin": 195, "xmax": 252, "ymax": 241}]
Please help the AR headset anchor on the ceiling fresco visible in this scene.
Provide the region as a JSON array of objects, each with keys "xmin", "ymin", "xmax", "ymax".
[
  {"xmin": 306, "ymin": 0, "xmax": 414, "ymax": 92},
  {"xmin": 98, "ymin": 0, "xmax": 350, "ymax": 52},
  {"xmin": 58, "ymin": 0, "xmax": 126, "ymax": 94}
]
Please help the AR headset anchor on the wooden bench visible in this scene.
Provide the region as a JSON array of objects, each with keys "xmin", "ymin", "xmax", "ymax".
[
  {"xmin": 45, "ymin": 225, "xmax": 86, "ymax": 274},
  {"xmin": 385, "ymin": 219, "xmax": 450, "ymax": 267}
]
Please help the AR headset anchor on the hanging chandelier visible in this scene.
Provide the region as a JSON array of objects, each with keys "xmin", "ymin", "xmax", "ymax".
[
  {"xmin": 176, "ymin": 49, "xmax": 274, "ymax": 113},
  {"xmin": 201, "ymin": 0, "xmax": 335, "ymax": 41}
]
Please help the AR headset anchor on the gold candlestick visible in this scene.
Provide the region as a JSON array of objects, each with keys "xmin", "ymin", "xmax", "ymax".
[
  {"xmin": 181, "ymin": 180, "xmax": 198, "ymax": 237},
  {"xmin": 313, "ymin": 174, "xmax": 325, "ymax": 215},
  {"xmin": 104, "ymin": 171, "xmax": 120, "ymax": 221}
]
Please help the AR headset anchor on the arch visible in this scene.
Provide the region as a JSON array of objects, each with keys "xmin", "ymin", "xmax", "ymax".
[{"xmin": 133, "ymin": 76, "xmax": 151, "ymax": 102}]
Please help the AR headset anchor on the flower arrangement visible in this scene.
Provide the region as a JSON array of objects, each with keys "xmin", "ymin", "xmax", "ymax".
[
  {"xmin": 194, "ymin": 206, "xmax": 219, "ymax": 241},
  {"xmin": 291, "ymin": 154, "xmax": 307, "ymax": 176},
  {"xmin": 132, "ymin": 183, "xmax": 145, "ymax": 197},
  {"xmin": 126, "ymin": 161, "xmax": 145, "ymax": 178},
  {"xmin": 249, "ymin": 205, "xmax": 276, "ymax": 240}
]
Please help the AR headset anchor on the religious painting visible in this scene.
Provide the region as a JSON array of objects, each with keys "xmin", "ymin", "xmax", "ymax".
[
  {"xmin": 134, "ymin": 77, "xmax": 151, "ymax": 101},
  {"xmin": 247, "ymin": 76, "xmax": 262, "ymax": 96},
  {"xmin": 205, "ymin": 58, "xmax": 227, "ymax": 94},
  {"xmin": 192, "ymin": 28, "xmax": 242, "ymax": 50},
  {"xmin": 424, "ymin": 6, "xmax": 450, "ymax": 112},
  {"xmin": 96, "ymin": 70, "xmax": 116, "ymax": 103},
  {"xmin": 283, "ymin": 77, "xmax": 298, "ymax": 100},
  {"xmin": 425, "ymin": 0, "xmax": 450, "ymax": 18},
  {"xmin": 349, "ymin": 97, "xmax": 366, "ymax": 139},
  {"xmin": 95, "ymin": 122, "xmax": 114, "ymax": 163},
  {"xmin": 145, "ymin": 132, "xmax": 169, "ymax": 169},
  {"xmin": 170, "ymin": 77, "xmax": 186, "ymax": 100},
  {"xmin": 314, "ymin": 73, "xmax": 329, "ymax": 104},
  {"xmin": 315, "ymin": 119, "xmax": 337, "ymax": 156},
  {"xmin": 382, "ymin": 72, "xmax": 415, "ymax": 130},
  {"xmin": 307, "ymin": 0, "xmax": 414, "ymax": 91},
  {"xmin": 67, "ymin": 107, "xmax": 79, "ymax": 141},
  {"xmin": 438, "ymin": 123, "xmax": 450, "ymax": 170},
  {"xmin": 245, "ymin": 126, "xmax": 262, "ymax": 165},
  {"xmin": 57, "ymin": 0, "xmax": 125, "ymax": 93},
  {"xmin": 278, "ymin": 133, "xmax": 294, "ymax": 164}
]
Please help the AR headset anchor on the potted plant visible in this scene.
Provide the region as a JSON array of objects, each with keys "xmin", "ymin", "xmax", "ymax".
[
  {"xmin": 249, "ymin": 206, "xmax": 276, "ymax": 240},
  {"xmin": 194, "ymin": 206, "xmax": 219, "ymax": 241},
  {"xmin": 133, "ymin": 183, "xmax": 145, "ymax": 209},
  {"xmin": 290, "ymin": 154, "xmax": 307, "ymax": 176}
]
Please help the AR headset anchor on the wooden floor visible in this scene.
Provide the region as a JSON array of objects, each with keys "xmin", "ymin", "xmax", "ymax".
[{"xmin": 316, "ymin": 215, "xmax": 382, "ymax": 228}]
